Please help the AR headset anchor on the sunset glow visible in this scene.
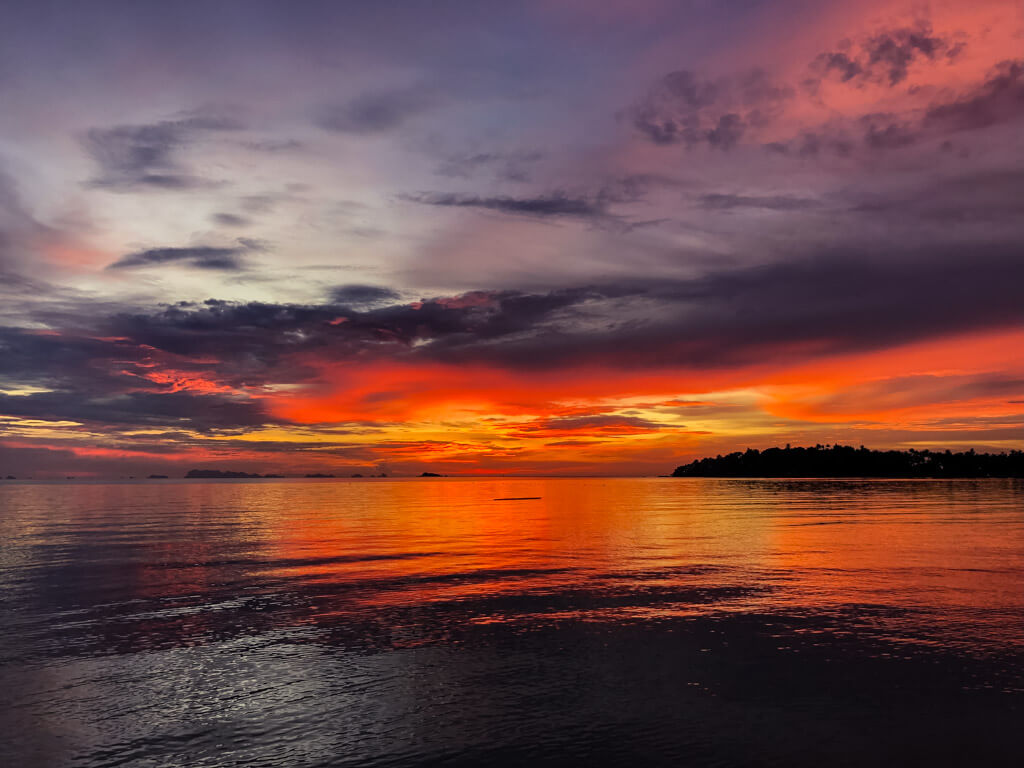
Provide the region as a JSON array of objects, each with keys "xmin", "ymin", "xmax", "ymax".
[{"xmin": 1, "ymin": 0, "xmax": 1021, "ymax": 477}]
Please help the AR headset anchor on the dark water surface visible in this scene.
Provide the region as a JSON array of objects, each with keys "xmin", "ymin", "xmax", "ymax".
[{"xmin": 2, "ymin": 478, "xmax": 1022, "ymax": 767}]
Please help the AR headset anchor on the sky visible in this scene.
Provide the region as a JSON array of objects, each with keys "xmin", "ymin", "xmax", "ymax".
[{"xmin": 0, "ymin": 0, "xmax": 1022, "ymax": 477}]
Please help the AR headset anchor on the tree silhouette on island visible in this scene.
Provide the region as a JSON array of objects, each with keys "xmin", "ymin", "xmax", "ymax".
[{"xmin": 672, "ymin": 445, "xmax": 1024, "ymax": 478}]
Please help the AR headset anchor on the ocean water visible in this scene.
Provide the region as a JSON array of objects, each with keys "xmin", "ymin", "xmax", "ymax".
[{"xmin": 1, "ymin": 477, "xmax": 1022, "ymax": 767}]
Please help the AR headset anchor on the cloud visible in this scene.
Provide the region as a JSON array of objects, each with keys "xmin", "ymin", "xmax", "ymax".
[
  {"xmin": 812, "ymin": 52, "xmax": 863, "ymax": 84},
  {"xmin": 83, "ymin": 108, "xmax": 244, "ymax": 190},
  {"xmin": 629, "ymin": 67, "xmax": 791, "ymax": 149},
  {"xmin": 924, "ymin": 59, "xmax": 1024, "ymax": 134},
  {"xmin": 648, "ymin": 22, "xmax": 986, "ymax": 158},
  {"xmin": 779, "ymin": 373, "xmax": 1024, "ymax": 418},
  {"xmin": 26, "ymin": 241, "xmax": 1023, "ymax": 376},
  {"xmin": 810, "ymin": 21, "xmax": 962, "ymax": 88},
  {"xmin": 329, "ymin": 284, "xmax": 402, "ymax": 307},
  {"xmin": 211, "ymin": 213, "xmax": 251, "ymax": 227},
  {"xmin": 106, "ymin": 239, "xmax": 264, "ymax": 271},
  {"xmin": 0, "ymin": 169, "xmax": 40, "ymax": 275},
  {"xmin": 435, "ymin": 150, "xmax": 543, "ymax": 182},
  {"xmin": 317, "ymin": 86, "xmax": 440, "ymax": 134},
  {"xmin": 399, "ymin": 179, "xmax": 655, "ymax": 230},
  {"xmin": 107, "ymin": 246, "xmax": 246, "ymax": 271},
  {"xmin": 385, "ymin": 245, "xmax": 1020, "ymax": 370},
  {"xmin": 0, "ymin": 165, "xmax": 87, "ymax": 287},
  {"xmin": 0, "ymin": 325, "xmax": 271, "ymax": 433},
  {"xmin": 847, "ymin": 170, "xmax": 1024, "ymax": 224},
  {"xmin": 697, "ymin": 193, "xmax": 821, "ymax": 211},
  {"xmin": 769, "ymin": 59, "xmax": 1024, "ymax": 157},
  {"xmin": 239, "ymin": 138, "xmax": 305, "ymax": 153},
  {"xmin": 0, "ymin": 390, "xmax": 270, "ymax": 431},
  {"xmin": 518, "ymin": 414, "xmax": 668, "ymax": 435},
  {"xmin": 2, "ymin": 234, "xmax": 1021, "ymax": 445},
  {"xmin": 860, "ymin": 113, "xmax": 918, "ymax": 150},
  {"xmin": 704, "ymin": 113, "xmax": 745, "ymax": 149},
  {"xmin": 401, "ymin": 191, "xmax": 606, "ymax": 218}
]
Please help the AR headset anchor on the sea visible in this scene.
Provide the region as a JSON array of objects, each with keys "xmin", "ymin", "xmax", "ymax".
[{"xmin": 1, "ymin": 477, "xmax": 1022, "ymax": 767}]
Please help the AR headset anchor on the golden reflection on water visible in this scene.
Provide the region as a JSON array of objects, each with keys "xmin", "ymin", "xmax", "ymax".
[
  {"xmin": 161, "ymin": 477, "xmax": 1024, "ymax": 637},
  {"xmin": 2, "ymin": 477, "xmax": 1021, "ymax": 645}
]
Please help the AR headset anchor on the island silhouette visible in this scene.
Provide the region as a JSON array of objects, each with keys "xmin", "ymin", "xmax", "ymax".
[
  {"xmin": 185, "ymin": 469, "xmax": 277, "ymax": 479},
  {"xmin": 672, "ymin": 445, "xmax": 1024, "ymax": 478}
]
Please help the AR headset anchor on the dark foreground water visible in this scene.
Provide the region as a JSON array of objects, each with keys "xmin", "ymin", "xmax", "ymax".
[{"xmin": 1, "ymin": 478, "xmax": 1022, "ymax": 767}]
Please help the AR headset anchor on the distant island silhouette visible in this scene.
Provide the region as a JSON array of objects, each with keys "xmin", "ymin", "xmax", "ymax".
[
  {"xmin": 420, "ymin": 472, "xmax": 443, "ymax": 477},
  {"xmin": 672, "ymin": 445, "xmax": 1024, "ymax": 478},
  {"xmin": 185, "ymin": 469, "xmax": 277, "ymax": 479}
]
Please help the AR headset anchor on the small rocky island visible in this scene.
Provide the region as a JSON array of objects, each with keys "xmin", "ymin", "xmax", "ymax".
[
  {"xmin": 185, "ymin": 469, "xmax": 276, "ymax": 479},
  {"xmin": 672, "ymin": 445, "xmax": 1024, "ymax": 478}
]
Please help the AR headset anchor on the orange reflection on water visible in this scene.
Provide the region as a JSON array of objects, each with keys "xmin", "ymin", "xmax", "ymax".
[
  {"xmin": 765, "ymin": 480, "xmax": 1024, "ymax": 613},
  {"xmin": 234, "ymin": 478, "xmax": 1024, "ymax": 640},
  {"xmin": 8, "ymin": 478, "xmax": 1020, "ymax": 652}
]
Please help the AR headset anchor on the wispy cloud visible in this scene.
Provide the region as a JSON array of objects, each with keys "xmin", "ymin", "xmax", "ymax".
[
  {"xmin": 84, "ymin": 108, "xmax": 244, "ymax": 190},
  {"xmin": 401, "ymin": 191, "xmax": 606, "ymax": 219},
  {"xmin": 107, "ymin": 239, "xmax": 264, "ymax": 271},
  {"xmin": 317, "ymin": 86, "xmax": 441, "ymax": 134}
]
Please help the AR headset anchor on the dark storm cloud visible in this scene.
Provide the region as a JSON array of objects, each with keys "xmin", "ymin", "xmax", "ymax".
[
  {"xmin": 60, "ymin": 245, "xmax": 1024, "ymax": 374},
  {"xmin": 0, "ymin": 328, "xmax": 131, "ymax": 384},
  {"xmin": 0, "ymin": 390, "xmax": 269, "ymax": 431},
  {"xmin": 84, "ymin": 109, "xmax": 244, "ymax": 190},
  {"xmin": 393, "ymin": 244, "xmax": 1022, "ymax": 370},
  {"xmin": 3, "ymin": 235, "xmax": 1022, "ymax": 434},
  {"xmin": 0, "ymin": 325, "xmax": 271, "ymax": 432},
  {"xmin": 401, "ymin": 191, "xmax": 606, "ymax": 218},
  {"xmin": 96, "ymin": 300, "xmax": 346, "ymax": 373},
  {"xmin": 317, "ymin": 86, "xmax": 440, "ymax": 134},
  {"xmin": 263, "ymin": 286, "xmax": 602, "ymax": 352},
  {"xmin": 19, "ymin": 286, "xmax": 604, "ymax": 382}
]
